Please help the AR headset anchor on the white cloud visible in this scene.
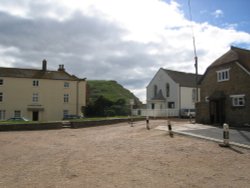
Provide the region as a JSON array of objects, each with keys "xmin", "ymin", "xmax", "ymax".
[
  {"xmin": 0, "ymin": 0, "xmax": 250, "ymax": 102},
  {"xmin": 212, "ymin": 9, "xmax": 224, "ymax": 18}
]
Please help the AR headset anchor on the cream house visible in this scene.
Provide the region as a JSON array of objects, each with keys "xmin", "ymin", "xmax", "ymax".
[{"xmin": 0, "ymin": 60, "xmax": 86, "ymax": 121}]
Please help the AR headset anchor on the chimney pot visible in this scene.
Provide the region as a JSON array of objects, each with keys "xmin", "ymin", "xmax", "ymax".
[{"xmin": 58, "ymin": 64, "xmax": 65, "ymax": 71}]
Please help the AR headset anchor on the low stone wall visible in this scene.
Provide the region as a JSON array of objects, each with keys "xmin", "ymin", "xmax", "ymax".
[
  {"xmin": 70, "ymin": 118, "xmax": 145, "ymax": 128},
  {"xmin": 0, "ymin": 118, "xmax": 145, "ymax": 131},
  {"xmin": 196, "ymin": 102, "xmax": 210, "ymax": 124},
  {"xmin": 0, "ymin": 122, "xmax": 62, "ymax": 131}
]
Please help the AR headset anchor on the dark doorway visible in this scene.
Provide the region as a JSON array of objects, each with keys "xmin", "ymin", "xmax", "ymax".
[
  {"xmin": 209, "ymin": 99, "xmax": 225, "ymax": 125},
  {"xmin": 151, "ymin": 103, "xmax": 155, "ymax": 109},
  {"xmin": 32, "ymin": 111, "xmax": 39, "ymax": 121}
]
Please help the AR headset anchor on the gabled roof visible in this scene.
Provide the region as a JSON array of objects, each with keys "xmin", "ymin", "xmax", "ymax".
[
  {"xmin": 0, "ymin": 67, "xmax": 79, "ymax": 80},
  {"xmin": 162, "ymin": 68, "xmax": 202, "ymax": 87},
  {"xmin": 209, "ymin": 46, "xmax": 250, "ymax": 71},
  {"xmin": 199, "ymin": 46, "xmax": 250, "ymax": 84}
]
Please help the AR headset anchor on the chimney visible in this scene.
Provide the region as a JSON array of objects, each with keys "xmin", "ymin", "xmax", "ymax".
[
  {"xmin": 42, "ymin": 59, "xmax": 47, "ymax": 71},
  {"xmin": 58, "ymin": 64, "xmax": 65, "ymax": 71}
]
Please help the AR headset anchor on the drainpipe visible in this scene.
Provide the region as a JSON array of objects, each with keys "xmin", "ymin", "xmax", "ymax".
[{"xmin": 179, "ymin": 84, "xmax": 181, "ymax": 118}]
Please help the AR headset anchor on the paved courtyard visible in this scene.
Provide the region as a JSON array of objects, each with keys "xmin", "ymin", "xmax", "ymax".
[
  {"xmin": 0, "ymin": 120, "xmax": 250, "ymax": 188},
  {"xmin": 156, "ymin": 121, "xmax": 250, "ymax": 148}
]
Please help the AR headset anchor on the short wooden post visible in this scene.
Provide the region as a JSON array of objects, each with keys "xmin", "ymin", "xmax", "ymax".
[
  {"xmin": 223, "ymin": 123, "xmax": 229, "ymax": 146},
  {"xmin": 168, "ymin": 120, "xmax": 173, "ymax": 137},
  {"xmin": 146, "ymin": 116, "xmax": 150, "ymax": 130},
  {"xmin": 130, "ymin": 116, "xmax": 133, "ymax": 127}
]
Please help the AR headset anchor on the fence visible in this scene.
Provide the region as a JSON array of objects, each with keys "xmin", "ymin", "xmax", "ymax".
[{"xmin": 132, "ymin": 109, "xmax": 179, "ymax": 117}]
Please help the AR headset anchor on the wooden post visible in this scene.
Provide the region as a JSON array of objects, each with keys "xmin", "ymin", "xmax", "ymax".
[
  {"xmin": 146, "ymin": 116, "xmax": 150, "ymax": 130},
  {"xmin": 223, "ymin": 123, "xmax": 229, "ymax": 146},
  {"xmin": 168, "ymin": 120, "xmax": 173, "ymax": 137}
]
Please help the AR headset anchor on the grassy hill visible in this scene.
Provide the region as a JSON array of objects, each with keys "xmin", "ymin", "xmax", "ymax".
[{"xmin": 87, "ymin": 80, "xmax": 142, "ymax": 106}]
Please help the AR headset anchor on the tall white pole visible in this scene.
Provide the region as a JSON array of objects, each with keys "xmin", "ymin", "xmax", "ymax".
[{"xmin": 188, "ymin": 0, "xmax": 199, "ymax": 102}]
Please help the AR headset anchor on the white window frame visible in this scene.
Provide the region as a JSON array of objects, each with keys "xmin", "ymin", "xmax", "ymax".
[
  {"xmin": 217, "ymin": 69, "xmax": 230, "ymax": 82},
  {"xmin": 230, "ymin": 94, "xmax": 245, "ymax": 107},
  {"xmin": 0, "ymin": 110, "xmax": 6, "ymax": 120},
  {"xmin": 32, "ymin": 93, "xmax": 39, "ymax": 102},
  {"xmin": 14, "ymin": 110, "xmax": 21, "ymax": 118},
  {"xmin": 63, "ymin": 110, "xmax": 69, "ymax": 117},
  {"xmin": 64, "ymin": 94, "xmax": 69, "ymax": 103},
  {"xmin": 64, "ymin": 82, "xmax": 70, "ymax": 88},
  {"xmin": 33, "ymin": 80, "xmax": 39, "ymax": 86}
]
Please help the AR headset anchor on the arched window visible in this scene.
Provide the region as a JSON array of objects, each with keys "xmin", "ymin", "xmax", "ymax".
[
  {"xmin": 166, "ymin": 83, "xmax": 170, "ymax": 97},
  {"xmin": 154, "ymin": 85, "xmax": 158, "ymax": 97}
]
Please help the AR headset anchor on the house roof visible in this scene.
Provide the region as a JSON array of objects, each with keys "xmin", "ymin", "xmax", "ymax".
[
  {"xmin": 0, "ymin": 65, "xmax": 81, "ymax": 81},
  {"xmin": 199, "ymin": 46, "xmax": 250, "ymax": 84},
  {"xmin": 209, "ymin": 46, "xmax": 250, "ymax": 71},
  {"xmin": 162, "ymin": 68, "xmax": 202, "ymax": 87}
]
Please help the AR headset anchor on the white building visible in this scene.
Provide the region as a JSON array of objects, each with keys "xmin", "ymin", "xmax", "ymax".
[{"xmin": 134, "ymin": 68, "xmax": 201, "ymax": 117}]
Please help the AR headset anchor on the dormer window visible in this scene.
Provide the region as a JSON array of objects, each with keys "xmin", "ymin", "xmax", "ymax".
[{"xmin": 217, "ymin": 69, "xmax": 230, "ymax": 82}]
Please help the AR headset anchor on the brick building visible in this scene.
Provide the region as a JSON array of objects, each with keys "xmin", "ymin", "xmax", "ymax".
[{"xmin": 196, "ymin": 46, "xmax": 250, "ymax": 126}]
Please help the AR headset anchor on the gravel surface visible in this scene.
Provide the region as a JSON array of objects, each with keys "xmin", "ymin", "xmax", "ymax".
[{"xmin": 0, "ymin": 120, "xmax": 250, "ymax": 188}]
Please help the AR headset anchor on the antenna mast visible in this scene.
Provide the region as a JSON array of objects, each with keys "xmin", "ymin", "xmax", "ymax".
[{"xmin": 188, "ymin": 0, "xmax": 199, "ymax": 102}]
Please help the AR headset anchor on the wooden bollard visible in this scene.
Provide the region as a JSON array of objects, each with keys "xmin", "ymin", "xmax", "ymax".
[
  {"xmin": 168, "ymin": 120, "xmax": 173, "ymax": 137},
  {"xmin": 146, "ymin": 116, "xmax": 150, "ymax": 130},
  {"xmin": 130, "ymin": 116, "xmax": 133, "ymax": 127}
]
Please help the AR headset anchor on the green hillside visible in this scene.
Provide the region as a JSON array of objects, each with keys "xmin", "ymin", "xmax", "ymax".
[{"xmin": 87, "ymin": 80, "xmax": 141, "ymax": 105}]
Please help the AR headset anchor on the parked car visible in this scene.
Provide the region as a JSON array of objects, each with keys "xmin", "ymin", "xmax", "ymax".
[
  {"xmin": 180, "ymin": 109, "xmax": 196, "ymax": 118},
  {"xmin": 63, "ymin": 115, "xmax": 83, "ymax": 120},
  {"xmin": 7, "ymin": 117, "xmax": 29, "ymax": 121}
]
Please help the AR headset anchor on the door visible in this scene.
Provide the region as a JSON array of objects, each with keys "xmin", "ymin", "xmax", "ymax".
[
  {"xmin": 209, "ymin": 99, "xmax": 225, "ymax": 125},
  {"xmin": 32, "ymin": 111, "xmax": 39, "ymax": 121}
]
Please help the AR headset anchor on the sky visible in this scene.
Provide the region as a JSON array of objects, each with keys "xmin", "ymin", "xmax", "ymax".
[{"xmin": 0, "ymin": 0, "xmax": 250, "ymax": 103}]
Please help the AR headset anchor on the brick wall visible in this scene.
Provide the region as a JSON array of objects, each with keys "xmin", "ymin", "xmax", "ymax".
[{"xmin": 197, "ymin": 62, "xmax": 250, "ymax": 126}]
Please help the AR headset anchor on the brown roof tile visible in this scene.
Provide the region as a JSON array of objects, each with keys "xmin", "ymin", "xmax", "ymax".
[
  {"xmin": 210, "ymin": 46, "xmax": 250, "ymax": 71},
  {"xmin": 0, "ymin": 67, "xmax": 79, "ymax": 81},
  {"xmin": 162, "ymin": 68, "xmax": 202, "ymax": 87}
]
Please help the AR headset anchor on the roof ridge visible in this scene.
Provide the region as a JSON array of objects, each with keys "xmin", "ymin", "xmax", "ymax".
[
  {"xmin": 0, "ymin": 66, "xmax": 58, "ymax": 72},
  {"xmin": 0, "ymin": 66, "xmax": 80, "ymax": 80},
  {"xmin": 231, "ymin": 45, "xmax": 250, "ymax": 52},
  {"xmin": 162, "ymin": 67, "xmax": 202, "ymax": 76}
]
